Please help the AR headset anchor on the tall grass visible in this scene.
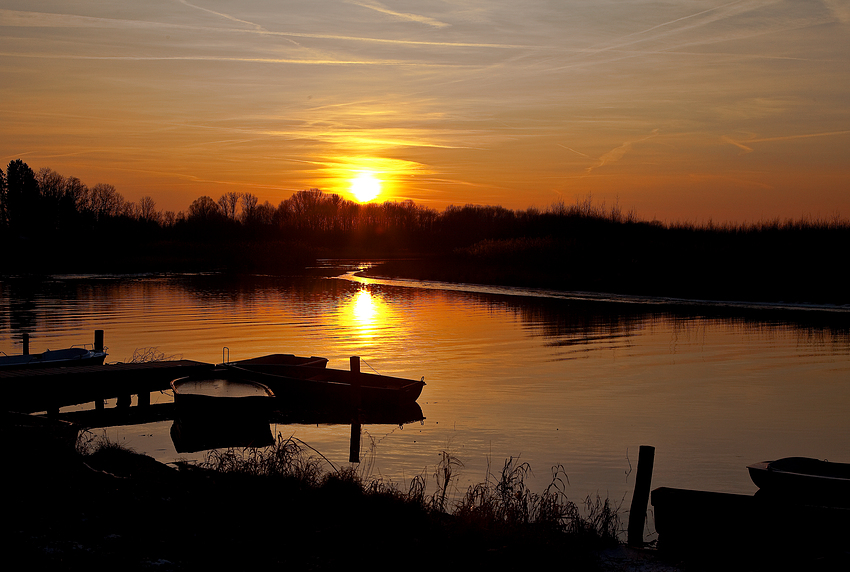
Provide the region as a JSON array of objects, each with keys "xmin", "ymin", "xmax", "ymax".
[{"xmin": 195, "ymin": 435, "xmax": 621, "ymax": 544}]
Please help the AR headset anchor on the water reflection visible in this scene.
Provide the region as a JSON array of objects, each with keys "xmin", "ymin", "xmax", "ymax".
[{"xmin": 2, "ymin": 270, "xmax": 849, "ymax": 512}]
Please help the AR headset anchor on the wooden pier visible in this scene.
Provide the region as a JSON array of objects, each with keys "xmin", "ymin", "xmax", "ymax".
[{"xmin": 2, "ymin": 360, "xmax": 214, "ymax": 414}]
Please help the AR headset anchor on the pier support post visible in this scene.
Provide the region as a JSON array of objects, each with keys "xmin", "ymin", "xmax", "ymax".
[
  {"xmin": 628, "ymin": 445, "xmax": 656, "ymax": 546},
  {"xmin": 349, "ymin": 356, "xmax": 362, "ymax": 408},
  {"xmin": 22, "ymin": 333, "xmax": 30, "ymax": 355},
  {"xmin": 94, "ymin": 330, "xmax": 104, "ymax": 353},
  {"xmin": 349, "ymin": 420, "xmax": 361, "ymax": 463}
]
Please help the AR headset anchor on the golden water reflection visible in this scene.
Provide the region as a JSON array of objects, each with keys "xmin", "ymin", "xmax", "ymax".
[{"xmin": 336, "ymin": 287, "xmax": 394, "ymax": 346}]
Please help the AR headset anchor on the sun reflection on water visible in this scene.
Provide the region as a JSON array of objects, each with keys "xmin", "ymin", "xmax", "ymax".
[{"xmin": 339, "ymin": 288, "xmax": 393, "ymax": 347}]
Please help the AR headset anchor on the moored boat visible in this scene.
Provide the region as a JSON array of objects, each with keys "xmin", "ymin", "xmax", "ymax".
[
  {"xmin": 0, "ymin": 347, "xmax": 108, "ymax": 370},
  {"xmin": 171, "ymin": 373, "xmax": 275, "ymax": 420},
  {"xmin": 747, "ymin": 457, "xmax": 850, "ymax": 505},
  {"xmin": 221, "ymin": 354, "xmax": 424, "ymax": 408}
]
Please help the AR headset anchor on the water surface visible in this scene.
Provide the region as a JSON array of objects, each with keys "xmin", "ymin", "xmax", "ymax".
[{"xmin": 2, "ymin": 268, "xmax": 848, "ymax": 537}]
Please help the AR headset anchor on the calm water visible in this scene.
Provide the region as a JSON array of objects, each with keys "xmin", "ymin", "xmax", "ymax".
[{"xmin": 3, "ymin": 266, "xmax": 849, "ymax": 536}]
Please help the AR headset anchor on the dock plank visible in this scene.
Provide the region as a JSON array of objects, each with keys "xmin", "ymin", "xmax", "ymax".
[{"xmin": 2, "ymin": 360, "xmax": 214, "ymax": 413}]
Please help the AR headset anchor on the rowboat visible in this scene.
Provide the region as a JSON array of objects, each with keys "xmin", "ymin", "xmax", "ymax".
[
  {"xmin": 171, "ymin": 373, "xmax": 275, "ymax": 419},
  {"xmin": 0, "ymin": 347, "xmax": 108, "ymax": 370},
  {"xmin": 747, "ymin": 457, "xmax": 850, "ymax": 504},
  {"xmin": 221, "ymin": 354, "xmax": 425, "ymax": 408},
  {"xmin": 170, "ymin": 373, "xmax": 276, "ymax": 452}
]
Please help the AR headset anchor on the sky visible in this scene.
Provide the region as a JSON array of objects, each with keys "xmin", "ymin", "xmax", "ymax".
[{"xmin": 2, "ymin": 0, "xmax": 849, "ymax": 222}]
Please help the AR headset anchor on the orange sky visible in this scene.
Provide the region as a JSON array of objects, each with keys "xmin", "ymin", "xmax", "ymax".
[{"xmin": 2, "ymin": 1, "xmax": 849, "ymax": 223}]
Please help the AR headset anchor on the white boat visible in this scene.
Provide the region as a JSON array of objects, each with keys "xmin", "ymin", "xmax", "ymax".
[{"xmin": 0, "ymin": 347, "xmax": 107, "ymax": 370}]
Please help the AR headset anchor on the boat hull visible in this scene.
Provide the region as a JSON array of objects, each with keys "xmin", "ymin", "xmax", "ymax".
[
  {"xmin": 222, "ymin": 354, "xmax": 425, "ymax": 408},
  {"xmin": 748, "ymin": 457, "xmax": 850, "ymax": 505},
  {"xmin": 0, "ymin": 348, "xmax": 107, "ymax": 370},
  {"xmin": 171, "ymin": 374, "xmax": 275, "ymax": 421}
]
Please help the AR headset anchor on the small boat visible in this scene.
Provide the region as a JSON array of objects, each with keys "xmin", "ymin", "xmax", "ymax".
[
  {"xmin": 220, "ymin": 353, "xmax": 329, "ymax": 375},
  {"xmin": 0, "ymin": 347, "xmax": 108, "ymax": 370},
  {"xmin": 747, "ymin": 457, "xmax": 850, "ymax": 504},
  {"xmin": 222, "ymin": 354, "xmax": 425, "ymax": 408},
  {"xmin": 171, "ymin": 373, "xmax": 275, "ymax": 421}
]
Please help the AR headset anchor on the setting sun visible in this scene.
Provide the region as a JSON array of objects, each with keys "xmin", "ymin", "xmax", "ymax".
[{"xmin": 350, "ymin": 172, "xmax": 382, "ymax": 203}]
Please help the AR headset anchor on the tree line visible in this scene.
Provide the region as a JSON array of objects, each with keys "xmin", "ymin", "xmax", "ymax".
[{"xmin": 2, "ymin": 158, "xmax": 848, "ymax": 305}]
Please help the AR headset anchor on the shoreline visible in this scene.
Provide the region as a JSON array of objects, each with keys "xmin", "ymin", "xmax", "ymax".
[{"xmin": 9, "ymin": 412, "xmax": 848, "ymax": 571}]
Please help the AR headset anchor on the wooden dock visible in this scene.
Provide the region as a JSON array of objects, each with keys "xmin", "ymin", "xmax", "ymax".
[{"xmin": 2, "ymin": 360, "xmax": 214, "ymax": 414}]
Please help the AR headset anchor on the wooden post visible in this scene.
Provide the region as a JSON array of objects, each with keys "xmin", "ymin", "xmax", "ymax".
[
  {"xmin": 138, "ymin": 391, "xmax": 150, "ymax": 407},
  {"xmin": 348, "ymin": 356, "xmax": 362, "ymax": 463},
  {"xmin": 22, "ymin": 333, "xmax": 30, "ymax": 355},
  {"xmin": 628, "ymin": 445, "xmax": 656, "ymax": 546},
  {"xmin": 94, "ymin": 330, "xmax": 104, "ymax": 353},
  {"xmin": 349, "ymin": 420, "xmax": 361, "ymax": 463},
  {"xmin": 349, "ymin": 356, "xmax": 362, "ymax": 409}
]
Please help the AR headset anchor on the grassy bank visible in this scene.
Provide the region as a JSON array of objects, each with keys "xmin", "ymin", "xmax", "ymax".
[{"xmin": 8, "ymin": 416, "xmax": 622, "ymax": 571}]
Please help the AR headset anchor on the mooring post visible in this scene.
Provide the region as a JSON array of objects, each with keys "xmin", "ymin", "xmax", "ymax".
[
  {"xmin": 22, "ymin": 333, "xmax": 30, "ymax": 355},
  {"xmin": 349, "ymin": 356, "xmax": 362, "ymax": 408},
  {"xmin": 348, "ymin": 356, "xmax": 362, "ymax": 463},
  {"xmin": 628, "ymin": 445, "xmax": 656, "ymax": 546},
  {"xmin": 94, "ymin": 330, "xmax": 104, "ymax": 353},
  {"xmin": 349, "ymin": 420, "xmax": 361, "ymax": 463}
]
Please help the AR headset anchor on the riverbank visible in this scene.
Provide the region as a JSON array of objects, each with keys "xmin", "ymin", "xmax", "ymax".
[
  {"xmin": 9, "ymin": 413, "xmax": 848, "ymax": 571},
  {"xmin": 7, "ymin": 413, "xmax": 626, "ymax": 571}
]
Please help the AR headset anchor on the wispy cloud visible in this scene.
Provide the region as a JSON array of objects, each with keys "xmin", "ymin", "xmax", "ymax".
[
  {"xmin": 724, "ymin": 130, "xmax": 850, "ymax": 154},
  {"xmin": 345, "ymin": 0, "xmax": 451, "ymax": 28},
  {"xmin": 586, "ymin": 130, "xmax": 659, "ymax": 175}
]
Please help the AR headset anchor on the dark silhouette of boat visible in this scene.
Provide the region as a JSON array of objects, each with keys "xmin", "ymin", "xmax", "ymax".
[
  {"xmin": 0, "ymin": 347, "xmax": 108, "ymax": 370},
  {"xmin": 221, "ymin": 354, "xmax": 425, "ymax": 408},
  {"xmin": 171, "ymin": 374, "xmax": 275, "ymax": 419},
  {"xmin": 169, "ymin": 373, "xmax": 276, "ymax": 452},
  {"xmin": 748, "ymin": 457, "xmax": 850, "ymax": 505}
]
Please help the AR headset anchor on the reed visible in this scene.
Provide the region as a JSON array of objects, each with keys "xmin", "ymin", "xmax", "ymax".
[{"xmin": 194, "ymin": 435, "xmax": 621, "ymax": 545}]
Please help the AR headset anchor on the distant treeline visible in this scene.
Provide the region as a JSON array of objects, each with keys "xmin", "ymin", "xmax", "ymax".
[{"xmin": 2, "ymin": 159, "xmax": 848, "ymax": 304}]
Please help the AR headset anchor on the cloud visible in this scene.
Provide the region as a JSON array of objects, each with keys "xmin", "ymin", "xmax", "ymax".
[
  {"xmin": 586, "ymin": 129, "xmax": 659, "ymax": 174},
  {"xmin": 178, "ymin": 0, "xmax": 266, "ymax": 31},
  {"xmin": 823, "ymin": 0, "xmax": 850, "ymax": 24},
  {"xmin": 345, "ymin": 0, "xmax": 451, "ymax": 28},
  {"xmin": 724, "ymin": 130, "xmax": 850, "ymax": 154}
]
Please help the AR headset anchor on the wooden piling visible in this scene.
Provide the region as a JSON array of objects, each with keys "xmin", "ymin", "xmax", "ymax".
[
  {"xmin": 349, "ymin": 420, "xmax": 361, "ymax": 463},
  {"xmin": 349, "ymin": 356, "xmax": 362, "ymax": 408},
  {"xmin": 22, "ymin": 333, "xmax": 30, "ymax": 355},
  {"xmin": 94, "ymin": 330, "xmax": 104, "ymax": 353},
  {"xmin": 628, "ymin": 445, "xmax": 656, "ymax": 546}
]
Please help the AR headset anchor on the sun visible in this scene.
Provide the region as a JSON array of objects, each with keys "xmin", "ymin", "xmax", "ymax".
[{"xmin": 350, "ymin": 172, "xmax": 382, "ymax": 203}]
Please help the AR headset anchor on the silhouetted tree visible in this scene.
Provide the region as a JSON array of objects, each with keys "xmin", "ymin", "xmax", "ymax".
[
  {"xmin": 0, "ymin": 165, "xmax": 6, "ymax": 228},
  {"xmin": 88, "ymin": 183, "xmax": 124, "ymax": 221},
  {"xmin": 187, "ymin": 195, "xmax": 223, "ymax": 222},
  {"xmin": 2, "ymin": 159, "xmax": 41, "ymax": 234},
  {"xmin": 218, "ymin": 192, "xmax": 240, "ymax": 220},
  {"xmin": 240, "ymin": 192, "xmax": 259, "ymax": 224},
  {"xmin": 138, "ymin": 196, "xmax": 160, "ymax": 223}
]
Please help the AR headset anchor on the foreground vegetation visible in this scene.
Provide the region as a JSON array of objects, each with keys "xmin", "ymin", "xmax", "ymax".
[
  {"xmin": 3, "ymin": 159, "xmax": 848, "ymax": 304},
  {"xmin": 10, "ymin": 417, "xmax": 622, "ymax": 571}
]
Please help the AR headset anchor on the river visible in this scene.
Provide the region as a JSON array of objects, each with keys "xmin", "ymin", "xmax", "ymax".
[{"xmin": 2, "ymin": 264, "xmax": 849, "ymax": 539}]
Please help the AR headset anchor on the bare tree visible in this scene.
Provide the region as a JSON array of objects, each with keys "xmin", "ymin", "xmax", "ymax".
[
  {"xmin": 138, "ymin": 196, "xmax": 161, "ymax": 223},
  {"xmin": 88, "ymin": 183, "xmax": 124, "ymax": 221},
  {"xmin": 218, "ymin": 192, "xmax": 240, "ymax": 220},
  {"xmin": 240, "ymin": 192, "xmax": 259, "ymax": 224}
]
